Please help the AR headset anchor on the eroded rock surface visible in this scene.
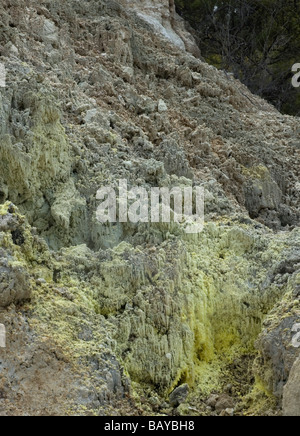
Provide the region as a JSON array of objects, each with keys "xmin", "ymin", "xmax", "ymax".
[
  {"xmin": 0, "ymin": 0, "xmax": 299, "ymax": 416},
  {"xmin": 283, "ymin": 356, "xmax": 300, "ymax": 416},
  {"xmin": 119, "ymin": 0, "xmax": 200, "ymax": 56}
]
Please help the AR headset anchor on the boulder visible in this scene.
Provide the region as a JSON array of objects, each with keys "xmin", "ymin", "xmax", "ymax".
[
  {"xmin": 169, "ymin": 384, "xmax": 189, "ymax": 407},
  {"xmin": 0, "ymin": 255, "xmax": 31, "ymax": 307},
  {"xmin": 283, "ymin": 356, "xmax": 300, "ymax": 416}
]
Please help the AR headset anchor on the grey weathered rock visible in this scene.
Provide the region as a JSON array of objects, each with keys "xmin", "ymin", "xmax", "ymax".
[
  {"xmin": 283, "ymin": 356, "xmax": 300, "ymax": 416},
  {"xmin": 0, "ymin": 255, "xmax": 31, "ymax": 307},
  {"xmin": 155, "ymin": 138, "xmax": 193, "ymax": 179},
  {"xmin": 0, "ymin": 212, "xmax": 19, "ymax": 232},
  {"xmin": 206, "ymin": 394, "xmax": 219, "ymax": 409},
  {"xmin": 255, "ymin": 266, "xmax": 300, "ymax": 400},
  {"xmin": 119, "ymin": 0, "xmax": 200, "ymax": 55},
  {"xmin": 169, "ymin": 384, "xmax": 189, "ymax": 407},
  {"xmin": 0, "ymin": 324, "xmax": 6, "ymax": 348},
  {"xmin": 215, "ymin": 394, "xmax": 235, "ymax": 414},
  {"xmin": 158, "ymin": 99, "xmax": 168, "ymax": 113},
  {"xmin": 244, "ymin": 166, "xmax": 282, "ymax": 227}
]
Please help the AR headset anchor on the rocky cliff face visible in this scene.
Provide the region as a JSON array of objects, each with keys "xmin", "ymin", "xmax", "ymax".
[
  {"xmin": 0, "ymin": 0, "xmax": 299, "ymax": 416},
  {"xmin": 119, "ymin": 0, "xmax": 200, "ymax": 56}
]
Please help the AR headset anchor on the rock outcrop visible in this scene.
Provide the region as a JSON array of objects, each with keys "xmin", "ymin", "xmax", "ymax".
[
  {"xmin": 283, "ymin": 356, "xmax": 300, "ymax": 416},
  {"xmin": 119, "ymin": 0, "xmax": 200, "ymax": 56},
  {"xmin": 0, "ymin": 0, "xmax": 299, "ymax": 416}
]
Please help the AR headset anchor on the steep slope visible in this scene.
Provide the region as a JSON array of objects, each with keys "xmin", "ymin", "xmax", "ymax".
[{"xmin": 0, "ymin": 0, "xmax": 299, "ymax": 416}]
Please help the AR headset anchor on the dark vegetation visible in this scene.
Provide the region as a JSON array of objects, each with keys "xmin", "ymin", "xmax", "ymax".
[{"xmin": 175, "ymin": 0, "xmax": 300, "ymax": 115}]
